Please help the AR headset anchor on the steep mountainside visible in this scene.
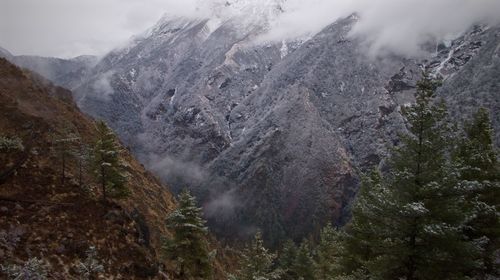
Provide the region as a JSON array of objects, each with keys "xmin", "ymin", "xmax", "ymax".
[
  {"xmin": 0, "ymin": 58, "xmax": 233, "ymax": 278},
  {"xmin": 7, "ymin": 5, "xmax": 500, "ymax": 244},
  {"xmin": 74, "ymin": 10, "xmax": 500, "ymax": 244}
]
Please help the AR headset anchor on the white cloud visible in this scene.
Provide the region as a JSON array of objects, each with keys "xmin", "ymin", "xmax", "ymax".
[
  {"xmin": 348, "ymin": 0, "xmax": 500, "ymax": 57},
  {"xmin": 1, "ymin": 0, "xmax": 499, "ymax": 58},
  {"xmin": 91, "ymin": 71, "xmax": 115, "ymax": 101},
  {"xmin": 260, "ymin": 0, "xmax": 500, "ymax": 57}
]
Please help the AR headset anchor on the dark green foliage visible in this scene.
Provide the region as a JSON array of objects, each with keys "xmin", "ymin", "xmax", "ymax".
[
  {"xmin": 230, "ymin": 232, "xmax": 282, "ymax": 280},
  {"xmin": 457, "ymin": 108, "xmax": 498, "ymax": 181},
  {"xmin": 341, "ymin": 74, "xmax": 479, "ymax": 279},
  {"xmin": 278, "ymin": 240, "xmax": 298, "ymax": 280},
  {"xmin": 313, "ymin": 224, "xmax": 343, "ymax": 279},
  {"xmin": 455, "ymin": 108, "xmax": 500, "ymax": 278},
  {"xmin": 339, "ymin": 170, "xmax": 390, "ymax": 277},
  {"xmin": 163, "ymin": 190, "xmax": 212, "ymax": 279},
  {"xmin": 90, "ymin": 121, "xmax": 129, "ymax": 201},
  {"xmin": 278, "ymin": 239, "xmax": 321, "ymax": 280},
  {"xmin": 292, "ymin": 240, "xmax": 316, "ymax": 280}
]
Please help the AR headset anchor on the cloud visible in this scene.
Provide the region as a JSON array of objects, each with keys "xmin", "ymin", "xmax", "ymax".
[
  {"xmin": 204, "ymin": 189, "xmax": 241, "ymax": 218},
  {"xmin": 1, "ymin": 0, "xmax": 499, "ymax": 58},
  {"xmin": 144, "ymin": 152, "xmax": 209, "ymax": 192},
  {"xmin": 257, "ymin": 0, "xmax": 500, "ymax": 57},
  {"xmin": 348, "ymin": 0, "xmax": 500, "ymax": 57},
  {"xmin": 91, "ymin": 71, "xmax": 115, "ymax": 101}
]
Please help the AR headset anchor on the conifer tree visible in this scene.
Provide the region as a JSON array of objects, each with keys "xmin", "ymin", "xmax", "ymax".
[
  {"xmin": 339, "ymin": 170, "xmax": 386, "ymax": 278},
  {"xmin": 90, "ymin": 121, "xmax": 128, "ymax": 202},
  {"xmin": 278, "ymin": 240, "xmax": 298, "ymax": 280},
  {"xmin": 74, "ymin": 142, "xmax": 90, "ymax": 190},
  {"xmin": 342, "ymin": 73, "xmax": 477, "ymax": 279},
  {"xmin": 229, "ymin": 232, "xmax": 282, "ymax": 280},
  {"xmin": 292, "ymin": 240, "xmax": 316, "ymax": 280},
  {"xmin": 163, "ymin": 190, "xmax": 212, "ymax": 279},
  {"xmin": 54, "ymin": 125, "xmax": 79, "ymax": 186},
  {"xmin": 314, "ymin": 224, "xmax": 343, "ymax": 279},
  {"xmin": 456, "ymin": 108, "xmax": 500, "ymax": 278}
]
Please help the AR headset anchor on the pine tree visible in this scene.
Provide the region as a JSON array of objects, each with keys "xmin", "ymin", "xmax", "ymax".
[
  {"xmin": 455, "ymin": 108, "xmax": 500, "ymax": 278},
  {"xmin": 229, "ymin": 232, "xmax": 282, "ymax": 280},
  {"xmin": 74, "ymin": 142, "xmax": 90, "ymax": 190},
  {"xmin": 292, "ymin": 240, "xmax": 316, "ymax": 280},
  {"xmin": 278, "ymin": 240, "xmax": 298, "ymax": 280},
  {"xmin": 342, "ymin": 74, "xmax": 477, "ymax": 279},
  {"xmin": 54, "ymin": 125, "xmax": 79, "ymax": 186},
  {"xmin": 90, "ymin": 121, "xmax": 129, "ymax": 202},
  {"xmin": 163, "ymin": 190, "xmax": 212, "ymax": 279},
  {"xmin": 340, "ymin": 170, "xmax": 388, "ymax": 278},
  {"xmin": 313, "ymin": 224, "xmax": 343, "ymax": 279}
]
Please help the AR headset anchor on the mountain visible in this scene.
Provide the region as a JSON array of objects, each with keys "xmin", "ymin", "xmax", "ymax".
[
  {"xmin": 0, "ymin": 47, "xmax": 98, "ymax": 90},
  {"xmin": 9, "ymin": 6, "xmax": 500, "ymax": 244},
  {"xmin": 11, "ymin": 55, "xmax": 98, "ymax": 89},
  {"xmin": 0, "ymin": 58, "xmax": 233, "ymax": 278},
  {"xmin": 75, "ymin": 12, "xmax": 500, "ymax": 244}
]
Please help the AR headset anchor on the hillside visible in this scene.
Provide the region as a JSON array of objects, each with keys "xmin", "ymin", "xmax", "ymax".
[{"xmin": 0, "ymin": 58, "xmax": 232, "ymax": 279}]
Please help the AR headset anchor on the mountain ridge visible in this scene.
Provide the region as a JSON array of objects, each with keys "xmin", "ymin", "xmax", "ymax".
[{"xmin": 4, "ymin": 15, "xmax": 499, "ymax": 244}]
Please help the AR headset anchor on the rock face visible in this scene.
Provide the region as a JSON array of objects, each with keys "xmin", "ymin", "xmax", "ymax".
[
  {"xmin": 6, "ymin": 4, "xmax": 500, "ymax": 243},
  {"xmin": 435, "ymin": 26, "xmax": 500, "ymax": 146}
]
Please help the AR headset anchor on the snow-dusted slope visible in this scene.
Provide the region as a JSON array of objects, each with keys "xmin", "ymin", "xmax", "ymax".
[{"xmin": 34, "ymin": 8, "xmax": 500, "ymax": 243}]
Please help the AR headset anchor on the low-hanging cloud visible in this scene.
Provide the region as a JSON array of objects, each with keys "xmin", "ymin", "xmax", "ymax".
[
  {"xmin": 1, "ymin": 0, "xmax": 499, "ymax": 58},
  {"xmin": 260, "ymin": 0, "xmax": 500, "ymax": 57},
  {"xmin": 348, "ymin": 0, "xmax": 500, "ymax": 57}
]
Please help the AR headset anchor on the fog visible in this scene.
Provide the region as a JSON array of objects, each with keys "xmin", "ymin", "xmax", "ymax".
[
  {"xmin": 1, "ymin": 0, "xmax": 499, "ymax": 58},
  {"xmin": 0, "ymin": 0, "xmax": 200, "ymax": 58},
  {"xmin": 262, "ymin": 0, "xmax": 500, "ymax": 57}
]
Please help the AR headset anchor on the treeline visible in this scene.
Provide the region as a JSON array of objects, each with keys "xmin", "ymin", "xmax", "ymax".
[{"xmin": 228, "ymin": 74, "xmax": 499, "ymax": 280}]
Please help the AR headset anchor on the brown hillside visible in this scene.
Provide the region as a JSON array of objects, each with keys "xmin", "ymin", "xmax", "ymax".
[{"xmin": 0, "ymin": 58, "xmax": 233, "ymax": 279}]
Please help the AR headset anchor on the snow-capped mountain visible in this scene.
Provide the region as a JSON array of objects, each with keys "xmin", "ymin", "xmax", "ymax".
[{"xmin": 7, "ymin": 7, "xmax": 499, "ymax": 243}]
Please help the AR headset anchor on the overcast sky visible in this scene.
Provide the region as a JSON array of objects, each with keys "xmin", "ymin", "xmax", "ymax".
[
  {"xmin": 0, "ymin": 0, "xmax": 200, "ymax": 58},
  {"xmin": 1, "ymin": 0, "xmax": 499, "ymax": 58}
]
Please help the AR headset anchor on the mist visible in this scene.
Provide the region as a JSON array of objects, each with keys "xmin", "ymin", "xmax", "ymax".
[
  {"xmin": 2, "ymin": 0, "xmax": 499, "ymax": 58},
  {"xmin": 261, "ymin": 0, "xmax": 500, "ymax": 57},
  {"xmin": 0, "ymin": 0, "xmax": 200, "ymax": 58}
]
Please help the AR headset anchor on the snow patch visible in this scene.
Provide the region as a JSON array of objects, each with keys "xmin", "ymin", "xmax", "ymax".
[{"xmin": 280, "ymin": 40, "xmax": 289, "ymax": 58}]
